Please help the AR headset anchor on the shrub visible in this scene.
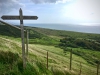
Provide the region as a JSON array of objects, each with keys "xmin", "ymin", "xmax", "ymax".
[{"xmin": 0, "ymin": 51, "xmax": 19, "ymax": 64}]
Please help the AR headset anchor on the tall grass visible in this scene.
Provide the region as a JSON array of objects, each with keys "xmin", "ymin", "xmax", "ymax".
[{"xmin": 0, "ymin": 51, "xmax": 53, "ymax": 75}]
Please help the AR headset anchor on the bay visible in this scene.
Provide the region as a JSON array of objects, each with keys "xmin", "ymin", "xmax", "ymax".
[{"xmin": 24, "ymin": 24, "xmax": 100, "ymax": 34}]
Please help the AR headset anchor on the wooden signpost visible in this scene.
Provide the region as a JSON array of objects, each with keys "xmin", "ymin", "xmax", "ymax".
[{"xmin": 1, "ymin": 8, "xmax": 38, "ymax": 69}]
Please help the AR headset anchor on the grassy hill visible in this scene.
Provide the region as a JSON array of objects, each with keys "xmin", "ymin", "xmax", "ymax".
[
  {"xmin": 0, "ymin": 23, "xmax": 100, "ymax": 75},
  {"xmin": 25, "ymin": 26, "xmax": 100, "ymax": 40}
]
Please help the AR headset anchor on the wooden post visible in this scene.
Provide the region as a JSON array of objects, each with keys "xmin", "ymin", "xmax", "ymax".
[
  {"xmin": 26, "ymin": 30, "xmax": 29, "ymax": 56},
  {"xmin": 97, "ymin": 63, "xmax": 99, "ymax": 75},
  {"xmin": 70, "ymin": 49, "xmax": 72, "ymax": 70},
  {"xmin": 47, "ymin": 51, "xmax": 48, "ymax": 69},
  {"xmin": 1, "ymin": 8, "xmax": 38, "ymax": 69},
  {"xmin": 19, "ymin": 8, "xmax": 26, "ymax": 69},
  {"xmin": 79, "ymin": 62, "xmax": 82, "ymax": 75}
]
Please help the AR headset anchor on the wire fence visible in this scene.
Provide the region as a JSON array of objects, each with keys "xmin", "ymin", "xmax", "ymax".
[{"xmin": 46, "ymin": 51, "xmax": 100, "ymax": 75}]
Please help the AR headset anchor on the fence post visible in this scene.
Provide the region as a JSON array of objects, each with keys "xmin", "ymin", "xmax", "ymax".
[
  {"xmin": 70, "ymin": 49, "xmax": 72, "ymax": 70},
  {"xmin": 97, "ymin": 63, "xmax": 99, "ymax": 75},
  {"xmin": 26, "ymin": 30, "xmax": 29, "ymax": 57},
  {"xmin": 47, "ymin": 51, "xmax": 48, "ymax": 69},
  {"xmin": 79, "ymin": 62, "xmax": 82, "ymax": 75}
]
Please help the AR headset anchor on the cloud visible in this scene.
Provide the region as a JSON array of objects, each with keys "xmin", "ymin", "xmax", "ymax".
[
  {"xmin": 0, "ymin": 0, "xmax": 24, "ymax": 16},
  {"xmin": 30, "ymin": 0, "xmax": 72, "ymax": 4},
  {"xmin": 61, "ymin": 0, "xmax": 100, "ymax": 23}
]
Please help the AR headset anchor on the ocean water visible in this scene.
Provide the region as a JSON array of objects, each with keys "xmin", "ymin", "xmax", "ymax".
[{"xmin": 24, "ymin": 24, "xmax": 100, "ymax": 34}]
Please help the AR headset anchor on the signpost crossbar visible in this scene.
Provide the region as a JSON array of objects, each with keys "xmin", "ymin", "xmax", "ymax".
[{"xmin": 1, "ymin": 16, "xmax": 38, "ymax": 20}]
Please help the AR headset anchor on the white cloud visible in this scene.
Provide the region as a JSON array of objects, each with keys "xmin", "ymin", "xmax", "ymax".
[
  {"xmin": 30, "ymin": 0, "xmax": 72, "ymax": 4},
  {"xmin": 61, "ymin": 0, "xmax": 100, "ymax": 23},
  {"xmin": 0, "ymin": 0, "xmax": 24, "ymax": 16},
  {"xmin": 79, "ymin": 23, "xmax": 100, "ymax": 26},
  {"xmin": 25, "ymin": 10, "xmax": 34, "ymax": 13},
  {"xmin": 56, "ymin": 0, "xmax": 73, "ymax": 4}
]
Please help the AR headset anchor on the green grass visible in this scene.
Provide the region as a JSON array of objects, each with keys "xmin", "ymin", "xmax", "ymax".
[
  {"xmin": 0, "ymin": 24, "xmax": 100, "ymax": 75},
  {"xmin": 28, "ymin": 44, "xmax": 99, "ymax": 75},
  {"xmin": 72, "ymin": 48, "xmax": 100, "ymax": 64},
  {"xmin": 0, "ymin": 35, "xmax": 74, "ymax": 75},
  {"xmin": 0, "ymin": 34, "xmax": 99, "ymax": 75},
  {"xmin": 62, "ymin": 47, "xmax": 100, "ymax": 65}
]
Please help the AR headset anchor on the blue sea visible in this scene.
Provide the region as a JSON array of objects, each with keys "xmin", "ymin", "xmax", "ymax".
[{"xmin": 24, "ymin": 24, "xmax": 100, "ymax": 34}]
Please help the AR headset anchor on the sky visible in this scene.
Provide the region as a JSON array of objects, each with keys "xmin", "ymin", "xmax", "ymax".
[{"xmin": 0, "ymin": 0, "xmax": 100, "ymax": 26}]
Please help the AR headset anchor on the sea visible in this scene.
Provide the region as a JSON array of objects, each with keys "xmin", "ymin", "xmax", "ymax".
[{"xmin": 23, "ymin": 24, "xmax": 100, "ymax": 34}]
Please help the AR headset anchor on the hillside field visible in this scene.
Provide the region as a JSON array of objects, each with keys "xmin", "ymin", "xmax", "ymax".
[{"xmin": 0, "ymin": 23, "xmax": 100, "ymax": 75}]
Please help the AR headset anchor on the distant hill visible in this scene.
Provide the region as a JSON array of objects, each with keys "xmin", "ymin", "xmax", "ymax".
[
  {"xmin": 0, "ymin": 23, "xmax": 100, "ymax": 43},
  {"xmin": 25, "ymin": 26, "xmax": 100, "ymax": 41},
  {"xmin": 0, "ymin": 24, "xmax": 21, "ymax": 37}
]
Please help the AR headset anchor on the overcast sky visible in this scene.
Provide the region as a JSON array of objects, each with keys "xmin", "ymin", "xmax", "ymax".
[{"xmin": 0, "ymin": 0, "xmax": 100, "ymax": 26}]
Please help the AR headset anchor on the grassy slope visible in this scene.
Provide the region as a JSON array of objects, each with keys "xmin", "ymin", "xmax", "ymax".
[
  {"xmin": 29, "ymin": 44, "xmax": 99, "ymax": 75},
  {"xmin": 0, "ymin": 24, "xmax": 100, "ymax": 75},
  {"xmin": 26, "ymin": 26, "xmax": 100, "ymax": 64},
  {"xmin": 0, "ymin": 35, "xmax": 99, "ymax": 75},
  {"xmin": 0, "ymin": 35, "xmax": 73, "ymax": 75}
]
